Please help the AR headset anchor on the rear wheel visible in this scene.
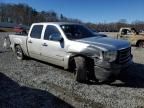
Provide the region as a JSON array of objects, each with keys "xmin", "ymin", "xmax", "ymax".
[
  {"xmin": 15, "ymin": 45, "xmax": 25, "ymax": 60},
  {"xmin": 72, "ymin": 57, "xmax": 88, "ymax": 83}
]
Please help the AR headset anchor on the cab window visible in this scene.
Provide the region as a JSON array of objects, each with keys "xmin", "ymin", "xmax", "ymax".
[
  {"xmin": 30, "ymin": 25, "xmax": 43, "ymax": 39},
  {"xmin": 44, "ymin": 25, "xmax": 61, "ymax": 40},
  {"xmin": 121, "ymin": 29, "xmax": 132, "ymax": 35}
]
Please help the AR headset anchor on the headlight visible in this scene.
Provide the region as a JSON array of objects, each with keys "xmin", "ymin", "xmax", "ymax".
[{"xmin": 102, "ymin": 51, "xmax": 117, "ymax": 62}]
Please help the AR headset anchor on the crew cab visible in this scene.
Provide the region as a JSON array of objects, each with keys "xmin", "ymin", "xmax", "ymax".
[
  {"xmin": 117, "ymin": 27, "xmax": 144, "ymax": 47},
  {"xmin": 9, "ymin": 22, "xmax": 133, "ymax": 83}
]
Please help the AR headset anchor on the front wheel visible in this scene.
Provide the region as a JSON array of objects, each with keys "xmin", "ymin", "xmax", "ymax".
[
  {"xmin": 73, "ymin": 57, "xmax": 88, "ymax": 83},
  {"xmin": 15, "ymin": 45, "xmax": 25, "ymax": 60},
  {"xmin": 100, "ymin": 75, "xmax": 116, "ymax": 84}
]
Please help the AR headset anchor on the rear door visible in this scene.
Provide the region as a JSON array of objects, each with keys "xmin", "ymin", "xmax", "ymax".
[
  {"xmin": 41, "ymin": 25, "xmax": 66, "ymax": 66},
  {"xmin": 27, "ymin": 25, "xmax": 43, "ymax": 59}
]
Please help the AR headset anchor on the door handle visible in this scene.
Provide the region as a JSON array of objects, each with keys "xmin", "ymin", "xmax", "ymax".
[
  {"xmin": 28, "ymin": 40, "xmax": 32, "ymax": 43},
  {"xmin": 42, "ymin": 43, "xmax": 48, "ymax": 46}
]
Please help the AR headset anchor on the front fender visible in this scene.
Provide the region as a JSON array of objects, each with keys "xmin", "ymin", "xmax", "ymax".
[{"xmin": 63, "ymin": 52, "xmax": 88, "ymax": 69}]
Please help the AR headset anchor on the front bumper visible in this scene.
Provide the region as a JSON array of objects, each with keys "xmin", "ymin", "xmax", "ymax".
[{"xmin": 94, "ymin": 55, "xmax": 133, "ymax": 81}]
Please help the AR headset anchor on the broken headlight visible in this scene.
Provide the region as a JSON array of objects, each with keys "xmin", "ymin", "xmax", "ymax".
[{"xmin": 102, "ymin": 51, "xmax": 117, "ymax": 62}]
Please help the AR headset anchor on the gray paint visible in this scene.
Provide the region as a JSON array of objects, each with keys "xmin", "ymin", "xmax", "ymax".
[{"xmin": 76, "ymin": 36, "xmax": 130, "ymax": 51}]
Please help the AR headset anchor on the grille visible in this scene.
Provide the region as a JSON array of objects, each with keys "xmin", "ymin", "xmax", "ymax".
[{"xmin": 116, "ymin": 47, "xmax": 131, "ymax": 64}]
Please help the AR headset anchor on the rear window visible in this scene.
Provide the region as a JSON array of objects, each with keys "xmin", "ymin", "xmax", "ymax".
[{"xmin": 30, "ymin": 25, "xmax": 43, "ymax": 39}]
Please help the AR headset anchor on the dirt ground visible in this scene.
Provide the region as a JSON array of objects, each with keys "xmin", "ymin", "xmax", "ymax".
[{"xmin": 1, "ymin": 32, "xmax": 144, "ymax": 108}]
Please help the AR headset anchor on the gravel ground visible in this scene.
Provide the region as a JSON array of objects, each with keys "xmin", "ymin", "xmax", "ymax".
[{"xmin": 1, "ymin": 32, "xmax": 144, "ymax": 108}]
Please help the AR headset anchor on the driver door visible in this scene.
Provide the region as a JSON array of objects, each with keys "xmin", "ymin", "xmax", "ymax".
[
  {"xmin": 41, "ymin": 25, "xmax": 66, "ymax": 67},
  {"xmin": 120, "ymin": 29, "xmax": 132, "ymax": 42}
]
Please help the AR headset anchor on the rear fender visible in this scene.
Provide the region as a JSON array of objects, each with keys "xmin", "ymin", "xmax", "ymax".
[{"xmin": 13, "ymin": 39, "xmax": 23, "ymax": 53}]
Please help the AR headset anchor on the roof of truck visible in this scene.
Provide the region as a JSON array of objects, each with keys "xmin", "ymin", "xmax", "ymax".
[{"xmin": 33, "ymin": 22, "xmax": 81, "ymax": 25}]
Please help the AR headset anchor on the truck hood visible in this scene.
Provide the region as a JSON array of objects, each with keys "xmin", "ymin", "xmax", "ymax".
[{"xmin": 76, "ymin": 36, "xmax": 130, "ymax": 51}]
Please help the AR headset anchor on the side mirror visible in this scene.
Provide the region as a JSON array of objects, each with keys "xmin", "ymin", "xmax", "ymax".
[{"xmin": 49, "ymin": 34, "xmax": 63, "ymax": 42}]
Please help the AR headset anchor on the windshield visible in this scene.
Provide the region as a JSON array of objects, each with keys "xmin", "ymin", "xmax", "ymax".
[{"xmin": 60, "ymin": 24, "xmax": 95, "ymax": 40}]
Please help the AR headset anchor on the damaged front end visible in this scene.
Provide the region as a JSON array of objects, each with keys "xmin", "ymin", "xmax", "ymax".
[{"xmin": 79, "ymin": 45, "xmax": 133, "ymax": 82}]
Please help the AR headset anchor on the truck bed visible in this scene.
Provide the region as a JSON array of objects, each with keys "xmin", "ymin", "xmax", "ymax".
[{"xmin": 9, "ymin": 34, "xmax": 29, "ymax": 56}]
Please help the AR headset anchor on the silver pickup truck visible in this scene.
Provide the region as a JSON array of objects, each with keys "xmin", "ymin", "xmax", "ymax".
[{"xmin": 9, "ymin": 22, "xmax": 133, "ymax": 83}]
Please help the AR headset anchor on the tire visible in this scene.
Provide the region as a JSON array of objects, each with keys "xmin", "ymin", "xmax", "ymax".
[
  {"xmin": 73, "ymin": 57, "xmax": 87, "ymax": 83},
  {"xmin": 101, "ymin": 75, "xmax": 116, "ymax": 84},
  {"xmin": 138, "ymin": 41, "xmax": 144, "ymax": 48},
  {"xmin": 15, "ymin": 45, "xmax": 25, "ymax": 60}
]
